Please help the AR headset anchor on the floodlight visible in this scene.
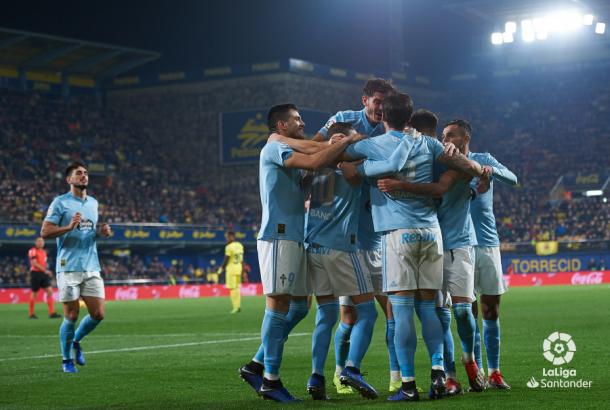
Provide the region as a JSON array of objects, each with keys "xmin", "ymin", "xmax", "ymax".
[
  {"xmin": 595, "ymin": 22, "xmax": 606, "ymax": 34},
  {"xmin": 505, "ymin": 21, "xmax": 517, "ymax": 33},
  {"xmin": 491, "ymin": 32, "xmax": 503, "ymax": 45}
]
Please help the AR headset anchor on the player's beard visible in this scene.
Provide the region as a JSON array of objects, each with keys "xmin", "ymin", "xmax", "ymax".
[{"xmin": 74, "ymin": 184, "xmax": 88, "ymax": 190}]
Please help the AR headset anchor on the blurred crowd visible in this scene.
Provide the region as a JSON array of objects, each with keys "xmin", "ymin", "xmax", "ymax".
[{"xmin": 0, "ymin": 68, "xmax": 608, "ymax": 249}]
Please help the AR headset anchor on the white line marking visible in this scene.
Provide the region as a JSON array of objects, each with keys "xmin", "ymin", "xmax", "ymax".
[
  {"xmin": 0, "ymin": 332, "xmax": 261, "ymax": 338},
  {"xmin": 0, "ymin": 333, "xmax": 310, "ymax": 362}
]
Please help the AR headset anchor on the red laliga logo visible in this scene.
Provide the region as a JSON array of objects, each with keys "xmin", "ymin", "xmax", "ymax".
[
  {"xmin": 179, "ymin": 286, "xmax": 200, "ymax": 299},
  {"xmin": 571, "ymin": 272, "xmax": 603, "ymax": 285},
  {"xmin": 115, "ymin": 287, "xmax": 139, "ymax": 300}
]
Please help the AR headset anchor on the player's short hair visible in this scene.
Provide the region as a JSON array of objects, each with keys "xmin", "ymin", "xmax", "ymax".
[
  {"xmin": 382, "ymin": 92, "xmax": 414, "ymax": 130},
  {"xmin": 444, "ymin": 119, "xmax": 472, "ymax": 136},
  {"xmin": 267, "ymin": 104, "xmax": 299, "ymax": 132},
  {"xmin": 409, "ymin": 109, "xmax": 438, "ymax": 135},
  {"xmin": 65, "ymin": 161, "xmax": 88, "ymax": 177},
  {"xmin": 227, "ymin": 231, "xmax": 235, "ymax": 237},
  {"xmin": 362, "ymin": 78, "xmax": 394, "ymax": 97},
  {"xmin": 327, "ymin": 122, "xmax": 354, "ymax": 137}
]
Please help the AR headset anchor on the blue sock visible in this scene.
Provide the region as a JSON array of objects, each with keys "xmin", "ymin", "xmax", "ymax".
[
  {"xmin": 483, "ymin": 318, "xmax": 501, "ymax": 371},
  {"xmin": 345, "ymin": 300, "xmax": 377, "ymax": 369},
  {"xmin": 261, "ymin": 308, "xmax": 287, "ymax": 377},
  {"xmin": 389, "ymin": 295, "xmax": 416, "ymax": 380},
  {"xmin": 452, "ymin": 303, "xmax": 476, "ymax": 362},
  {"xmin": 253, "ymin": 299, "xmax": 309, "ymax": 363},
  {"xmin": 334, "ymin": 321, "xmax": 352, "ymax": 370},
  {"xmin": 311, "ymin": 301, "xmax": 339, "ymax": 375},
  {"xmin": 436, "ymin": 307, "xmax": 455, "ymax": 376},
  {"xmin": 415, "ymin": 299, "xmax": 444, "ymax": 369},
  {"xmin": 474, "ymin": 319, "xmax": 483, "ymax": 369},
  {"xmin": 74, "ymin": 315, "xmax": 101, "ymax": 343},
  {"xmin": 59, "ymin": 318, "xmax": 75, "ymax": 360},
  {"xmin": 386, "ymin": 319, "xmax": 400, "ymax": 372}
]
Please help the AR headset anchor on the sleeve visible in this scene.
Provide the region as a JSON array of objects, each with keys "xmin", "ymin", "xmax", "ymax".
[
  {"xmin": 318, "ymin": 112, "xmax": 344, "ymax": 139},
  {"xmin": 428, "ymin": 137, "xmax": 445, "ymax": 160},
  {"xmin": 28, "ymin": 248, "xmax": 36, "ymax": 259},
  {"xmin": 357, "ymin": 138, "xmax": 414, "ymax": 177},
  {"xmin": 485, "ymin": 154, "xmax": 518, "ymax": 186},
  {"xmin": 44, "ymin": 198, "xmax": 63, "ymax": 224},
  {"xmin": 344, "ymin": 138, "xmax": 376, "ymax": 160},
  {"xmin": 266, "ymin": 142, "xmax": 294, "ymax": 167}
]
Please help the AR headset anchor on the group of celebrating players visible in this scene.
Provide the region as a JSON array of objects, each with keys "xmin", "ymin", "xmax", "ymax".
[{"xmin": 238, "ymin": 78, "xmax": 518, "ymax": 403}]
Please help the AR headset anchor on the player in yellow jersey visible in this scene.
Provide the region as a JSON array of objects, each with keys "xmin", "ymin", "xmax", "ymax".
[{"xmin": 219, "ymin": 231, "xmax": 246, "ymax": 313}]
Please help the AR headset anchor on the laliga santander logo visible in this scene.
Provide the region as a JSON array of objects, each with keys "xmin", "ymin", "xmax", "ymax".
[{"xmin": 543, "ymin": 331, "xmax": 576, "ymax": 365}]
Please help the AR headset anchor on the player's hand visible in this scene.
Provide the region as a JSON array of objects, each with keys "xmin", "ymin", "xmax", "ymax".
[
  {"xmin": 442, "ymin": 142, "xmax": 458, "ymax": 156},
  {"xmin": 100, "ymin": 223, "xmax": 112, "ymax": 237},
  {"xmin": 338, "ymin": 161, "xmax": 362, "ymax": 187},
  {"xmin": 328, "ymin": 133, "xmax": 345, "ymax": 144},
  {"xmin": 481, "ymin": 165, "xmax": 493, "ymax": 179},
  {"xmin": 348, "ymin": 133, "xmax": 365, "ymax": 143},
  {"xmin": 45, "ymin": 269, "xmax": 53, "ymax": 276},
  {"xmin": 377, "ymin": 178, "xmax": 404, "ymax": 193},
  {"xmin": 477, "ymin": 175, "xmax": 491, "ymax": 194},
  {"xmin": 69, "ymin": 212, "xmax": 82, "ymax": 230}
]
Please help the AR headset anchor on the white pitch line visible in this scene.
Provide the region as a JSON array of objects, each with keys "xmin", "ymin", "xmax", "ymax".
[
  {"xmin": 0, "ymin": 333, "xmax": 310, "ymax": 362},
  {"xmin": 0, "ymin": 332, "xmax": 262, "ymax": 339}
]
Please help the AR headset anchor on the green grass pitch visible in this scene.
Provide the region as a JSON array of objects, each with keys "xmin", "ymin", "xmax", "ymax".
[{"xmin": 1, "ymin": 285, "xmax": 608, "ymax": 409}]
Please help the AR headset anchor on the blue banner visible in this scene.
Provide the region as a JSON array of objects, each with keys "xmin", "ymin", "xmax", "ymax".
[
  {"xmin": 0, "ymin": 225, "xmax": 257, "ymax": 244},
  {"xmin": 502, "ymin": 253, "xmax": 608, "ymax": 274},
  {"xmin": 219, "ymin": 108, "xmax": 331, "ymax": 165}
]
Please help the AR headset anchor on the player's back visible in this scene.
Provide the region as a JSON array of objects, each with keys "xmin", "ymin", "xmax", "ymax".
[
  {"xmin": 305, "ymin": 168, "xmax": 361, "ymax": 252},
  {"xmin": 359, "ymin": 133, "xmax": 444, "ymax": 231},
  {"xmin": 258, "ymin": 141, "xmax": 306, "ymax": 242},
  {"xmin": 225, "ymin": 241, "xmax": 244, "ymax": 273}
]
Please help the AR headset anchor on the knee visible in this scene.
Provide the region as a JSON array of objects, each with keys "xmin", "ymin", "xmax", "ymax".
[
  {"xmin": 91, "ymin": 311, "xmax": 105, "ymax": 321},
  {"xmin": 65, "ymin": 311, "xmax": 79, "ymax": 322},
  {"xmin": 482, "ymin": 307, "xmax": 498, "ymax": 321}
]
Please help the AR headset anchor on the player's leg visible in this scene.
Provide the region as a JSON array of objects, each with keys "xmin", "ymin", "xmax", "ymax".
[
  {"xmin": 57, "ymin": 272, "xmax": 82, "ymax": 373},
  {"xmin": 377, "ymin": 294, "xmax": 401, "ymax": 392},
  {"xmin": 472, "ymin": 299, "xmax": 484, "ymax": 370},
  {"xmin": 45, "ymin": 286, "xmax": 59, "ymax": 318},
  {"xmin": 414, "ymin": 228, "xmax": 446, "ymax": 399},
  {"xmin": 29, "ymin": 290, "xmax": 38, "ymax": 318},
  {"xmin": 445, "ymin": 247, "xmax": 484, "ymax": 392},
  {"xmin": 72, "ymin": 273, "xmax": 106, "ymax": 367},
  {"xmin": 333, "ymin": 300, "xmax": 355, "ymax": 394},
  {"xmin": 226, "ymin": 271, "xmax": 241, "ymax": 313},
  {"xmin": 477, "ymin": 246, "xmax": 510, "ymax": 388},
  {"xmin": 436, "ymin": 292, "xmax": 462, "ymax": 395}
]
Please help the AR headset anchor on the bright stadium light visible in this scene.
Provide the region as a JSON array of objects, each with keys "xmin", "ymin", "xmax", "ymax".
[
  {"xmin": 585, "ymin": 190, "xmax": 603, "ymax": 197},
  {"xmin": 521, "ymin": 19, "xmax": 535, "ymax": 42},
  {"xmin": 491, "ymin": 32, "xmax": 503, "ymax": 45},
  {"xmin": 503, "ymin": 32, "xmax": 514, "ymax": 43},
  {"xmin": 505, "ymin": 21, "xmax": 517, "ymax": 33},
  {"xmin": 583, "ymin": 14, "xmax": 594, "ymax": 25},
  {"xmin": 596, "ymin": 22, "xmax": 606, "ymax": 34}
]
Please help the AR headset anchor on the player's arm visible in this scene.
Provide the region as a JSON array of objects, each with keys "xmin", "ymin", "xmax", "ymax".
[
  {"xmin": 283, "ymin": 134, "xmax": 354, "ymax": 171},
  {"xmin": 377, "ymin": 169, "xmax": 462, "ymax": 198},
  {"xmin": 268, "ymin": 133, "xmax": 327, "ymax": 154},
  {"xmin": 29, "ymin": 254, "xmax": 51, "ymax": 275},
  {"xmin": 484, "ymin": 155, "xmax": 518, "ymax": 186},
  {"xmin": 438, "ymin": 152, "xmax": 489, "ymax": 179},
  {"xmin": 41, "ymin": 212, "xmax": 81, "ymax": 239}
]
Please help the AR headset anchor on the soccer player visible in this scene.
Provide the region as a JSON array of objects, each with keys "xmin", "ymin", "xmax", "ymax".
[
  {"xmin": 41, "ymin": 161, "xmax": 112, "ymax": 373},
  {"xmin": 407, "ymin": 109, "xmax": 464, "ymax": 395},
  {"xmin": 315, "ymin": 78, "xmax": 403, "ymax": 394},
  {"xmin": 238, "ymin": 104, "xmax": 358, "ymax": 402},
  {"xmin": 219, "ymin": 231, "xmax": 246, "ymax": 313},
  {"xmin": 304, "ymin": 122, "xmax": 377, "ymax": 400},
  {"xmin": 469, "ymin": 150, "xmax": 518, "ymax": 389},
  {"xmin": 344, "ymin": 98, "xmax": 489, "ymax": 401},
  {"xmin": 28, "ymin": 237, "xmax": 61, "ymax": 319},
  {"xmin": 375, "ymin": 119, "xmax": 491, "ymax": 394}
]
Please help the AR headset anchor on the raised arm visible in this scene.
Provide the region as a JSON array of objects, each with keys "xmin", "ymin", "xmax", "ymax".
[
  {"xmin": 484, "ymin": 155, "xmax": 518, "ymax": 186},
  {"xmin": 41, "ymin": 213, "xmax": 81, "ymax": 239},
  {"xmin": 268, "ymin": 133, "xmax": 327, "ymax": 154},
  {"xmin": 283, "ymin": 134, "xmax": 353, "ymax": 171},
  {"xmin": 377, "ymin": 169, "xmax": 462, "ymax": 198},
  {"xmin": 438, "ymin": 152, "xmax": 488, "ymax": 179}
]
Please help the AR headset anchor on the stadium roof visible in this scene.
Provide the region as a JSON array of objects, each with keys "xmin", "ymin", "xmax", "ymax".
[{"xmin": 0, "ymin": 27, "xmax": 160, "ymax": 82}]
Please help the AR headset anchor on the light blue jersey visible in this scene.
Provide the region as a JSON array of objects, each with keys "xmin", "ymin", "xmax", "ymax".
[
  {"xmin": 319, "ymin": 108, "xmax": 385, "ymax": 250},
  {"xmin": 44, "ymin": 192, "xmax": 101, "ymax": 273},
  {"xmin": 469, "ymin": 152, "xmax": 518, "ymax": 247},
  {"xmin": 346, "ymin": 132, "xmax": 445, "ymax": 231},
  {"xmin": 435, "ymin": 164, "xmax": 476, "ymax": 251},
  {"xmin": 305, "ymin": 169, "xmax": 361, "ymax": 252},
  {"xmin": 258, "ymin": 141, "xmax": 306, "ymax": 242}
]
